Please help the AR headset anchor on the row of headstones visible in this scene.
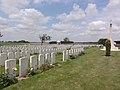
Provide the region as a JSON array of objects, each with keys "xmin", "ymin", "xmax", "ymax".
[
  {"xmin": 0, "ymin": 48, "xmax": 62, "ymax": 67},
  {"xmin": 4, "ymin": 47, "xmax": 84, "ymax": 78},
  {"xmin": 0, "ymin": 47, "xmax": 65, "ymax": 67},
  {"xmin": 0, "ymin": 44, "xmax": 86, "ymax": 54},
  {"xmin": 5, "ymin": 52, "xmax": 55, "ymax": 78},
  {"xmin": 0, "ymin": 44, "xmax": 75, "ymax": 58},
  {"xmin": 0, "ymin": 45, "xmax": 68, "ymax": 55},
  {"xmin": 0, "ymin": 45, "xmax": 85, "ymax": 66},
  {"xmin": 4, "ymin": 46, "xmax": 87, "ymax": 79},
  {"xmin": 0, "ymin": 44, "xmax": 71, "ymax": 52},
  {"xmin": 63, "ymin": 48, "xmax": 84, "ymax": 61},
  {"xmin": 0, "ymin": 45, "xmax": 85, "ymax": 61},
  {"xmin": 0, "ymin": 51, "xmax": 30, "ymax": 66},
  {"xmin": 1, "ymin": 44, "xmax": 91, "ymax": 54}
]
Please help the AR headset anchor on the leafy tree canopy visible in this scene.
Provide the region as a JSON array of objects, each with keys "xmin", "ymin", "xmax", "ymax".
[
  {"xmin": 63, "ymin": 37, "xmax": 69, "ymax": 42},
  {"xmin": 98, "ymin": 38, "xmax": 108, "ymax": 46},
  {"xmin": 39, "ymin": 34, "xmax": 51, "ymax": 45}
]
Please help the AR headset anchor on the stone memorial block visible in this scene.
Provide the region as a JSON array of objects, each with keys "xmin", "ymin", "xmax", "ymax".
[
  {"xmin": 19, "ymin": 57, "xmax": 28, "ymax": 77},
  {"xmin": 77, "ymin": 48, "xmax": 79, "ymax": 54},
  {"xmin": 30, "ymin": 55, "xmax": 37, "ymax": 70},
  {"xmin": 79, "ymin": 48, "xmax": 82, "ymax": 53},
  {"xmin": 7, "ymin": 50, "xmax": 12, "ymax": 52},
  {"xmin": 2, "ymin": 50, "xmax": 7, "ymax": 53},
  {"xmin": 71, "ymin": 49, "xmax": 74, "ymax": 55},
  {"xmin": 15, "ymin": 51, "xmax": 20, "ymax": 59},
  {"xmin": 0, "ymin": 53, "xmax": 7, "ymax": 66},
  {"xmin": 76, "ymin": 49, "xmax": 79, "ymax": 55},
  {"xmin": 42, "ymin": 49, "xmax": 45, "ymax": 54},
  {"xmin": 66, "ymin": 50, "xmax": 69, "ymax": 59},
  {"xmin": 74, "ymin": 49, "xmax": 77, "ymax": 55},
  {"xmin": 45, "ymin": 53, "xmax": 50, "ymax": 64},
  {"xmin": 51, "ymin": 52, "xmax": 55, "ymax": 65},
  {"xmin": 69, "ymin": 50, "xmax": 72, "ymax": 55},
  {"xmin": 8, "ymin": 52, "xmax": 15, "ymax": 59},
  {"xmin": 0, "ymin": 49, "xmax": 2, "ymax": 53},
  {"xmin": 21, "ymin": 51, "xmax": 25, "ymax": 57},
  {"xmin": 48, "ymin": 49, "xmax": 51, "ymax": 53},
  {"xmin": 39, "ymin": 49, "xmax": 42, "ymax": 53},
  {"xmin": 5, "ymin": 59, "xmax": 16, "ymax": 78},
  {"xmin": 73, "ymin": 49, "xmax": 76, "ymax": 55},
  {"xmin": 46, "ymin": 49, "xmax": 48, "ymax": 53},
  {"xmin": 25, "ymin": 51, "xmax": 30, "ymax": 59},
  {"xmin": 38, "ymin": 54, "xmax": 44, "ymax": 68},
  {"xmin": 63, "ymin": 51, "xmax": 66, "ymax": 61}
]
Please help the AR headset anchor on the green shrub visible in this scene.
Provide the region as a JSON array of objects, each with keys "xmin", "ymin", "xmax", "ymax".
[
  {"xmin": 105, "ymin": 39, "xmax": 111, "ymax": 56},
  {"xmin": 40, "ymin": 64, "xmax": 53, "ymax": 72},
  {"xmin": 69, "ymin": 55, "xmax": 76, "ymax": 59},
  {"xmin": 28, "ymin": 68, "xmax": 36, "ymax": 76},
  {"xmin": 0, "ymin": 74, "xmax": 18, "ymax": 89}
]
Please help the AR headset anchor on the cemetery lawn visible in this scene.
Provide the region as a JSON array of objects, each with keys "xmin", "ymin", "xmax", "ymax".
[{"xmin": 3, "ymin": 47, "xmax": 120, "ymax": 90}]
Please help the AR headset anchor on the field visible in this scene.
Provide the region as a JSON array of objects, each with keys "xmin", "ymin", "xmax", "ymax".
[
  {"xmin": 2, "ymin": 47, "xmax": 120, "ymax": 90},
  {"xmin": 0, "ymin": 42, "xmax": 40, "ymax": 46}
]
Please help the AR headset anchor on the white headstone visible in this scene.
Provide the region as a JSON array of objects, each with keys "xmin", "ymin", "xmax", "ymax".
[
  {"xmin": 15, "ymin": 51, "xmax": 20, "ymax": 59},
  {"xmin": 5, "ymin": 59, "xmax": 16, "ymax": 78},
  {"xmin": 63, "ymin": 51, "xmax": 66, "ymax": 61},
  {"xmin": 25, "ymin": 51, "xmax": 30, "ymax": 59},
  {"xmin": 66, "ymin": 50, "xmax": 69, "ymax": 59},
  {"xmin": 45, "ymin": 53, "xmax": 50, "ymax": 64},
  {"xmin": 0, "ymin": 53, "xmax": 7, "ymax": 66},
  {"xmin": 51, "ymin": 52, "xmax": 55, "ymax": 65},
  {"xmin": 8, "ymin": 52, "xmax": 14, "ymax": 59},
  {"xmin": 38, "ymin": 54, "xmax": 44, "ymax": 68},
  {"xmin": 19, "ymin": 57, "xmax": 28, "ymax": 77},
  {"xmin": 2, "ymin": 50, "xmax": 7, "ymax": 53},
  {"xmin": 21, "ymin": 51, "xmax": 25, "ymax": 57},
  {"xmin": 30, "ymin": 55, "xmax": 37, "ymax": 70}
]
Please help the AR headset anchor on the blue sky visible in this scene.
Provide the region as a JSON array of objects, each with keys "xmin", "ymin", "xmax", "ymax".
[{"xmin": 0, "ymin": 0, "xmax": 120, "ymax": 42}]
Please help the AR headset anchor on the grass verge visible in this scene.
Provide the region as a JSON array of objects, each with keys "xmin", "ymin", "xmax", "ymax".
[{"xmin": 3, "ymin": 47, "xmax": 120, "ymax": 90}]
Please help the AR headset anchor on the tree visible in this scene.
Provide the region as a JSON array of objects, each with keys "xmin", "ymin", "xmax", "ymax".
[
  {"xmin": 63, "ymin": 37, "xmax": 69, "ymax": 42},
  {"xmin": 98, "ymin": 38, "xmax": 107, "ymax": 46},
  {"xmin": 0, "ymin": 31, "xmax": 3, "ymax": 46},
  {"xmin": 0, "ymin": 32, "xmax": 3, "ymax": 37},
  {"xmin": 105, "ymin": 39, "xmax": 111, "ymax": 56},
  {"xmin": 39, "ymin": 34, "xmax": 51, "ymax": 45}
]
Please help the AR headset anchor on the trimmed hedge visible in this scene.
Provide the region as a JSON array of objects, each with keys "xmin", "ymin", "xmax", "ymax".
[{"xmin": 105, "ymin": 39, "xmax": 111, "ymax": 56}]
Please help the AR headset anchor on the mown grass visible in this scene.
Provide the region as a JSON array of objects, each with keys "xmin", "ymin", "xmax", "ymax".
[{"xmin": 3, "ymin": 47, "xmax": 120, "ymax": 90}]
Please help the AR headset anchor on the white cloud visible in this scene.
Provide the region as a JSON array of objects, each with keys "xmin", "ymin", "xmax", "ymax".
[
  {"xmin": 34, "ymin": 0, "xmax": 60, "ymax": 4},
  {"xmin": 33, "ymin": 0, "xmax": 71, "ymax": 4},
  {"xmin": 9, "ymin": 9, "xmax": 50, "ymax": 25},
  {"xmin": 85, "ymin": 3, "xmax": 98, "ymax": 16},
  {"xmin": 9, "ymin": 8, "xmax": 51, "ymax": 29},
  {"xmin": 58, "ymin": 3, "xmax": 85, "ymax": 21},
  {"xmin": 104, "ymin": 0, "xmax": 120, "ymax": 11},
  {"xmin": 34, "ymin": 0, "xmax": 44, "ymax": 4},
  {"xmin": 52, "ymin": 22, "xmax": 80, "ymax": 31},
  {"xmin": 0, "ymin": 17, "xmax": 8, "ymax": 30},
  {"xmin": 0, "ymin": 8, "xmax": 51, "ymax": 41},
  {"xmin": 0, "ymin": 17, "xmax": 8, "ymax": 25},
  {"xmin": 0, "ymin": 0, "xmax": 120, "ymax": 42},
  {"xmin": 0, "ymin": 0, "xmax": 29, "ymax": 14},
  {"xmin": 101, "ymin": 0, "xmax": 120, "ymax": 36},
  {"xmin": 88, "ymin": 21, "xmax": 106, "ymax": 31}
]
